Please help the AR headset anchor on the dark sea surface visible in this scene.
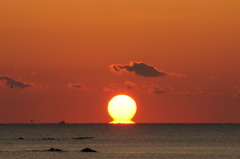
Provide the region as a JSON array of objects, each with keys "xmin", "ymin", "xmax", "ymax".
[{"xmin": 0, "ymin": 124, "xmax": 240, "ymax": 159}]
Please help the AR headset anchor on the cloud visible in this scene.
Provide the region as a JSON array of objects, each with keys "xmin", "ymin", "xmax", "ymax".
[
  {"xmin": 124, "ymin": 81, "xmax": 137, "ymax": 90},
  {"xmin": 68, "ymin": 83, "xmax": 87, "ymax": 90},
  {"xmin": 233, "ymin": 85, "xmax": 240, "ymax": 97},
  {"xmin": 149, "ymin": 86, "xmax": 167, "ymax": 94},
  {"xmin": 104, "ymin": 81, "xmax": 220, "ymax": 97},
  {"xmin": 110, "ymin": 61, "xmax": 167, "ymax": 77},
  {"xmin": 103, "ymin": 81, "xmax": 141, "ymax": 93},
  {"xmin": 194, "ymin": 89, "xmax": 221, "ymax": 97},
  {"xmin": 143, "ymin": 85, "xmax": 171, "ymax": 95},
  {"xmin": 104, "ymin": 81, "xmax": 169, "ymax": 95},
  {"xmin": 103, "ymin": 83, "xmax": 125, "ymax": 93},
  {"xmin": 172, "ymin": 88, "xmax": 222, "ymax": 97},
  {"xmin": 0, "ymin": 76, "xmax": 32, "ymax": 88}
]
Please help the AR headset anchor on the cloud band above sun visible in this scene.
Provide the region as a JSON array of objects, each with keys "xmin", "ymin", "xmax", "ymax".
[{"xmin": 110, "ymin": 61, "xmax": 167, "ymax": 77}]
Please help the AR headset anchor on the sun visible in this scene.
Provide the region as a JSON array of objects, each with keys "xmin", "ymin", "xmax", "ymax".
[{"xmin": 108, "ymin": 94, "xmax": 137, "ymax": 124}]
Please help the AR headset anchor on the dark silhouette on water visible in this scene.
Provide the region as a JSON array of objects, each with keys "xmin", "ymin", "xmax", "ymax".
[
  {"xmin": 43, "ymin": 138, "xmax": 55, "ymax": 140},
  {"xmin": 59, "ymin": 121, "xmax": 65, "ymax": 124},
  {"xmin": 48, "ymin": 148, "xmax": 62, "ymax": 152},
  {"xmin": 18, "ymin": 137, "xmax": 24, "ymax": 140},
  {"xmin": 81, "ymin": 148, "xmax": 97, "ymax": 152},
  {"xmin": 72, "ymin": 137, "xmax": 94, "ymax": 140}
]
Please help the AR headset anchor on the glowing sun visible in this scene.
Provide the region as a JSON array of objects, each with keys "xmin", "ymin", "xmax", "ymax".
[{"xmin": 108, "ymin": 95, "xmax": 137, "ymax": 124}]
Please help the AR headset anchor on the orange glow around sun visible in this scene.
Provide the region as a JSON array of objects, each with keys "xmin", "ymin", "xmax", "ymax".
[{"xmin": 108, "ymin": 95, "xmax": 137, "ymax": 124}]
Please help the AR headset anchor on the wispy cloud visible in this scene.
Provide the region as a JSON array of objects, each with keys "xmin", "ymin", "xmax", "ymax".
[
  {"xmin": 173, "ymin": 88, "xmax": 222, "ymax": 97},
  {"xmin": 103, "ymin": 81, "xmax": 169, "ymax": 95},
  {"xmin": 194, "ymin": 89, "xmax": 222, "ymax": 97},
  {"xmin": 0, "ymin": 76, "xmax": 32, "ymax": 88},
  {"xmin": 68, "ymin": 83, "xmax": 87, "ymax": 90},
  {"xmin": 124, "ymin": 81, "xmax": 137, "ymax": 90},
  {"xmin": 103, "ymin": 81, "xmax": 137, "ymax": 93},
  {"xmin": 146, "ymin": 85, "xmax": 169, "ymax": 94},
  {"xmin": 104, "ymin": 80, "xmax": 222, "ymax": 98}
]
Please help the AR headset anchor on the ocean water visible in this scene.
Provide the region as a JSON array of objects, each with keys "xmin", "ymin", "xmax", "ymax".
[{"xmin": 0, "ymin": 124, "xmax": 240, "ymax": 159}]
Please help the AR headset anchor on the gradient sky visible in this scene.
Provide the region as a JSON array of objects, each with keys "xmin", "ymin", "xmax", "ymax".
[{"xmin": 0, "ymin": 0, "xmax": 240, "ymax": 123}]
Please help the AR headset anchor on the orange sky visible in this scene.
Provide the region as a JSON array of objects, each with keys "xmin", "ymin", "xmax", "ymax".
[{"xmin": 0, "ymin": 0, "xmax": 240, "ymax": 123}]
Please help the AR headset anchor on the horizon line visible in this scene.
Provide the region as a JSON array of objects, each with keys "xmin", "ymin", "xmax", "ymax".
[{"xmin": 0, "ymin": 122, "xmax": 240, "ymax": 124}]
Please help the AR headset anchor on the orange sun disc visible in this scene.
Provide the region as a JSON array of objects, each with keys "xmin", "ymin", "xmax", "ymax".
[{"xmin": 108, "ymin": 95, "xmax": 137, "ymax": 124}]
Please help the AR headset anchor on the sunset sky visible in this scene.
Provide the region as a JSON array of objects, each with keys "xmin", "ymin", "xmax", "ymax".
[{"xmin": 0, "ymin": 0, "xmax": 240, "ymax": 123}]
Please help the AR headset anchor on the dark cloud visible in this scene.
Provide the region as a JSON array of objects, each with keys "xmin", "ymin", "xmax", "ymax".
[
  {"xmin": 0, "ymin": 76, "xmax": 32, "ymax": 88},
  {"xmin": 68, "ymin": 83, "xmax": 87, "ymax": 90},
  {"xmin": 110, "ymin": 61, "xmax": 167, "ymax": 77}
]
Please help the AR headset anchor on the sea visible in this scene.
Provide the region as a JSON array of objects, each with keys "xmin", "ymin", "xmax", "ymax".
[{"xmin": 0, "ymin": 124, "xmax": 240, "ymax": 159}]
